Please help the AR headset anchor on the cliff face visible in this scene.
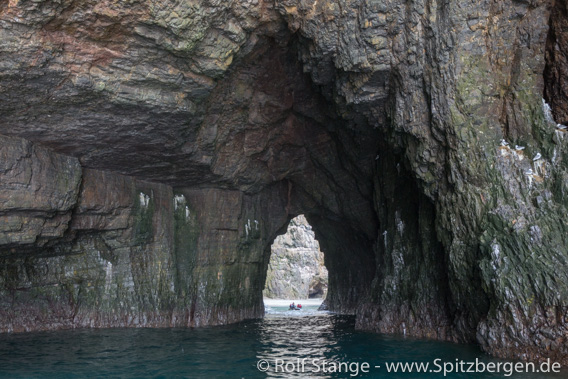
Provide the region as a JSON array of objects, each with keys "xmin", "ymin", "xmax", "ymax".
[
  {"xmin": 263, "ymin": 215, "xmax": 328, "ymax": 299},
  {"xmin": 1, "ymin": 0, "xmax": 568, "ymax": 364},
  {"xmin": 0, "ymin": 132, "xmax": 290, "ymax": 329},
  {"xmin": 545, "ymin": 0, "xmax": 568, "ymax": 126}
]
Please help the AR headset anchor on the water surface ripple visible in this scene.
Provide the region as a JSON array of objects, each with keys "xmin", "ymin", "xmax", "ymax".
[{"xmin": 0, "ymin": 303, "xmax": 563, "ymax": 378}]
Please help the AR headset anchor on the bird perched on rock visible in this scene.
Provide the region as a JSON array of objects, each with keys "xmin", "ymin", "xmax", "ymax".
[
  {"xmin": 525, "ymin": 169, "xmax": 534, "ymax": 175},
  {"xmin": 500, "ymin": 139, "xmax": 509, "ymax": 146},
  {"xmin": 533, "ymin": 153, "xmax": 542, "ymax": 161},
  {"xmin": 515, "ymin": 145, "xmax": 525, "ymax": 150}
]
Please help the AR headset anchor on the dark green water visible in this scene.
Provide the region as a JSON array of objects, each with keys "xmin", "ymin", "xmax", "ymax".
[{"xmin": 0, "ymin": 304, "xmax": 564, "ymax": 378}]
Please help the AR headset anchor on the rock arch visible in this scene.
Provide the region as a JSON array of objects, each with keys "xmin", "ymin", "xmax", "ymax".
[{"xmin": 0, "ymin": 0, "xmax": 567, "ymax": 364}]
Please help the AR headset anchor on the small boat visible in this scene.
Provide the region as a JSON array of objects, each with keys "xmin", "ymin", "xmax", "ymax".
[{"xmin": 289, "ymin": 304, "xmax": 303, "ymax": 311}]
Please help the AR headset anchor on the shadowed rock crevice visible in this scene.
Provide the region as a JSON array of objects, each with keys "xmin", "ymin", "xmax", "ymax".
[
  {"xmin": 544, "ymin": 0, "xmax": 568, "ymax": 125},
  {"xmin": 356, "ymin": 147, "xmax": 455, "ymax": 341}
]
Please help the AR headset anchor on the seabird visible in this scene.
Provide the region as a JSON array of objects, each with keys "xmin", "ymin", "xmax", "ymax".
[
  {"xmin": 557, "ymin": 124, "xmax": 567, "ymax": 130},
  {"xmin": 500, "ymin": 139, "xmax": 509, "ymax": 146},
  {"xmin": 375, "ymin": 155, "xmax": 380, "ymax": 160},
  {"xmin": 515, "ymin": 145, "xmax": 525, "ymax": 150},
  {"xmin": 533, "ymin": 153, "xmax": 542, "ymax": 161},
  {"xmin": 525, "ymin": 169, "xmax": 533, "ymax": 175}
]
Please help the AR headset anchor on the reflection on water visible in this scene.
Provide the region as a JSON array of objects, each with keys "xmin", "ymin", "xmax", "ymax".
[
  {"xmin": 0, "ymin": 305, "xmax": 564, "ymax": 378},
  {"xmin": 258, "ymin": 314, "xmax": 348, "ymax": 378}
]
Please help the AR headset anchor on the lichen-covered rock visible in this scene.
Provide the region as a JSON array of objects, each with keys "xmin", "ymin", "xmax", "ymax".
[{"xmin": 263, "ymin": 215, "xmax": 328, "ymax": 299}]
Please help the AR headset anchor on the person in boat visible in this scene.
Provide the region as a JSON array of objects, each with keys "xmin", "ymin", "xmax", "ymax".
[{"xmin": 290, "ymin": 302, "xmax": 296, "ymax": 310}]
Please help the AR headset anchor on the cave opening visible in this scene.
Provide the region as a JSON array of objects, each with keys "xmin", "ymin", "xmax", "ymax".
[
  {"xmin": 262, "ymin": 214, "xmax": 328, "ymax": 303},
  {"xmin": 0, "ymin": 0, "xmax": 567, "ymax": 370},
  {"xmin": 0, "ymin": 0, "xmax": 447, "ymax": 352},
  {"xmin": 0, "ymin": 13, "xmax": 444, "ymax": 338}
]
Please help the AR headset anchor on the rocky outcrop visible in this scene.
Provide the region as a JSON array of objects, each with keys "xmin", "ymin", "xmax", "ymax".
[
  {"xmin": 0, "ymin": 0, "xmax": 568, "ymax": 365},
  {"xmin": 0, "ymin": 135, "xmax": 81, "ymax": 249},
  {"xmin": 263, "ymin": 215, "xmax": 328, "ymax": 299}
]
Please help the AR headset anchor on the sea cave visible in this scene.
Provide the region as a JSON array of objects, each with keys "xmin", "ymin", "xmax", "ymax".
[{"xmin": 0, "ymin": 0, "xmax": 568, "ymax": 376}]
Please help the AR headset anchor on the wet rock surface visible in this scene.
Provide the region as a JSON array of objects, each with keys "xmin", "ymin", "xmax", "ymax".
[
  {"xmin": 263, "ymin": 215, "xmax": 328, "ymax": 300},
  {"xmin": 0, "ymin": 0, "xmax": 567, "ymax": 365}
]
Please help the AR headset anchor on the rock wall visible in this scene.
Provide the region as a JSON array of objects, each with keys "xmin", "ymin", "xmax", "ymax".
[
  {"xmin": 263, "ymin": 215, "xmax": 328, "ymax": 299},
  {"xmin": 0, "ymin": 133, "xmax": 291, "ymax": 330},
  {"xmin": 0, "ymin": 0, "xmax": 568, "ymax": 365},
  {"xmin": 545, "ymin": 0, "xmax": 568, "ymax": 126}
]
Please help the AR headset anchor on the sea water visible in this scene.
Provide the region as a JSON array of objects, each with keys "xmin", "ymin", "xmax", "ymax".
[{"xmin": 0, "ymin": 301, "xmax": 564, "ymax": 378}]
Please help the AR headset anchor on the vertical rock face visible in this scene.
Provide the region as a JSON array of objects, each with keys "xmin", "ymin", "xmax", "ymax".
[
  {"xmin": 0, "ymin": 138, "xmax": 291, "ymax": 330},
  {"xmin": 0, "ymin": 0, "xmax": 568, "ymax": 365},
  {"xmin": 263, "ymin": 215, "xmax": 328, "ymax": 299},
  {"xmin": 545, "ymin": 0, "xmax": 568, "ymax": 125}
]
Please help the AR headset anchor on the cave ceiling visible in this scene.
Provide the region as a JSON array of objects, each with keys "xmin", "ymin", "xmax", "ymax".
[{"xmin": 0, "ymin": 0, "xmax": 386, "ymax": 197}]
